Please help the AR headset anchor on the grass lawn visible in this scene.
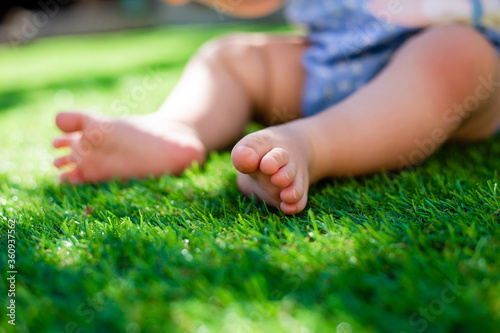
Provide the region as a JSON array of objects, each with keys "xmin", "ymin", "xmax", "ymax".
[{"xmin": 0, "ymin": 24, "xmax": 499, "ymax": 333}]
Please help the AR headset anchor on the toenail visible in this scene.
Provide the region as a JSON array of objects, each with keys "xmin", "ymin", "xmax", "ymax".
[
  {"xmin": 293, "ymin": 189, "xmax": 298, "ymax": 200},
  {"xmin": 285, "ymin": 170, "xmax": 291, "ymax": 181}
]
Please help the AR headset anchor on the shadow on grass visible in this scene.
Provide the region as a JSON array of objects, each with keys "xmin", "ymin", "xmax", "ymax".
[{"xmin": 0, "ymin": 90, "xmax": 32, "ymax": 110}]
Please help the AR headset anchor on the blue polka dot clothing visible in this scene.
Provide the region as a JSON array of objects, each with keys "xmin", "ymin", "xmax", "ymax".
[{"xmin": 285, "ymin": 0, "xmax": 500, "ymax": 117}]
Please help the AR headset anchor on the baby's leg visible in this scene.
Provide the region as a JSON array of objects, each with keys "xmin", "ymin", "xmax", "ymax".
[
  {"xmin": 232, "ymin": 25, "xmax": 500, "ymax": 214},
  {"xmin": 53, "ymin": 34, "xmax": 306, "ymax": 183}
]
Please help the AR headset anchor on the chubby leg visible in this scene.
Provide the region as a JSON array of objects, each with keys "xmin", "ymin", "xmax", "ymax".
[
  {"xmin": 232, "ymin": 25, "xmax": 500, "ymax": 214},
  {"xmin": 53, "ymin": 34, "xmax": 306, "ymax": 183}
]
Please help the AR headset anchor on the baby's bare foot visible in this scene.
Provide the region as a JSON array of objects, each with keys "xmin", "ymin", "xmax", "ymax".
[
  {"xmin": 53, "ymin": 112, "xmax": 205, "ymax": 184},
  {"xmin": 231, "ymin": 126, "xmax": 313, "ymax": 215}
]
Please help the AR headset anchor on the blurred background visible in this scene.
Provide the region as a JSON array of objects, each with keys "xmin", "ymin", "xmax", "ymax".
[
  {"xmin": 0, "ymin": 0, "xmax": 284, "ymax": 45},
  {"xmin": 0, "ymin": 0, "xmax": 286, "ymax": 44},
  {"xmin": 0, "ymin": 0, "xmax": 290, "ymax": 190}
]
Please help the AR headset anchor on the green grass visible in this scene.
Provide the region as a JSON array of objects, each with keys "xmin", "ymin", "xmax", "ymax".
[{"xmin": 0, "ymin": 24, "xmax": 499, "ymax": 333}]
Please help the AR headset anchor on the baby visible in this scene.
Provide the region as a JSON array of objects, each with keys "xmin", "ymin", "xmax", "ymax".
[{"xmin": 53, "ymin": 0, "xmax": 500, "ymax": 215}]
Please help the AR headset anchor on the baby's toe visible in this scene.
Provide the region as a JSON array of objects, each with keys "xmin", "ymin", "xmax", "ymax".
[
  {"xmin": 231, "ymin": 145, "xmax": 262, "ymax": 174},
  {"xmin": 280, "ymin": 194, "xmax": 308, "ymax": 215},
  {"xmin": 280, "ymin": 176, "xmax": 305, "ymax": 205},
  {"xmin": 55, "ymin": 112, "xmax": 90, "ymax": 133},
  {"xmin": 60, "ymin": 169, "xmax": 83, "ymax": 185},
  {"xmin": 53, "ymin": 133, "xmax": 80, "ymax": 149},
  {"xmin": 54, "ymin": 155, "xmax": 74, "ymax": 168},
  {"xmin": 260, "ymin": 147, "xmax": 289, "ymax": 175},
  {"xmin": 271, "ymin": 162, "xmax": 296, "ymax": 188},
  {"xmin": 231, "ymin": 131, "xmax": 274, "ymax": 174}
]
